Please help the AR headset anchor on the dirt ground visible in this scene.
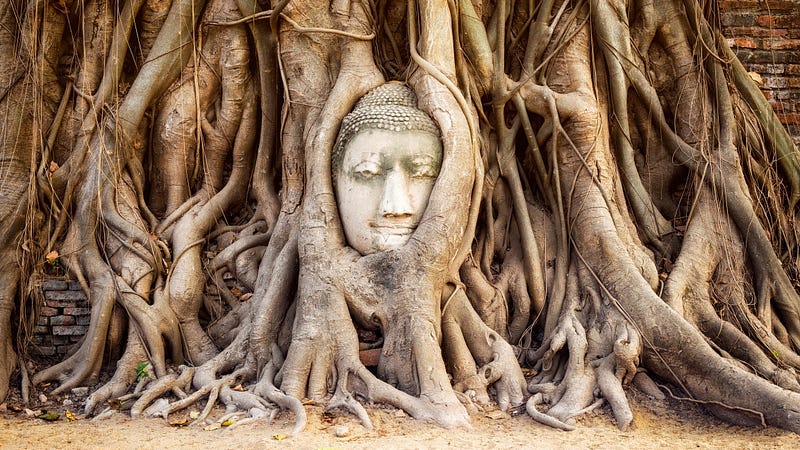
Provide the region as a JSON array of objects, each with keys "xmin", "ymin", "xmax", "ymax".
[{"xmin": 0, "ymin": 386, "xmax": 795, "ymax": 449}]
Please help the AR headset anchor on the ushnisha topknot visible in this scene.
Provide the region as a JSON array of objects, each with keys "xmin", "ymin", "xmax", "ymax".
[{"xmin": 332, "ymin": 83, "xmax": 441, "ymax": 176}]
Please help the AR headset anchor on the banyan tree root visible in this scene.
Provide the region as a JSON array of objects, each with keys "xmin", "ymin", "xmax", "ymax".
[{"xmin": 3, "ymin": 0, "xmax": 800, "ymax": 438}]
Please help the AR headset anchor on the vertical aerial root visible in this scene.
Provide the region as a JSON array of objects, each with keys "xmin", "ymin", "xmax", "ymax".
[
  {"xmin": 328, "ymin": 366, "xmax": 373, "ymax": 429},
  {"xmin": 84, "ymin": 329, "xmax": 148, "ymax": 414},
  {"xmin": 594, "ymin": 355, "xmax": 633, "ymax": 429},
  {"xmin": 253, "ymin": 345, "xmax": 307, "ymax": 435},
  {"xmin": 115, "ymin": 275, "xmax": 182, "ymax": 376}
]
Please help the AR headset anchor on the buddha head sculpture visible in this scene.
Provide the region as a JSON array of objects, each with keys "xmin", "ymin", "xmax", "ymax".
[{"xmin": 333, "ymin": 83, "xmax": 443, "ymax": 255}]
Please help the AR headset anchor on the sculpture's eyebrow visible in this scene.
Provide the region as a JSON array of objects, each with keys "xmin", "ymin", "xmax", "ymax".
[
  {"xmin": 347, "ymin": 152, "xmax": 381, "ymax": 168},
  {"xmin": 409, "ymin": 154, "xmax": 441, "ymax": 167}
]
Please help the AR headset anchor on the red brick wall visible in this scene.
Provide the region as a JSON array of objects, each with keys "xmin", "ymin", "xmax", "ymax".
[
  {"xmin": 33, "ymin": 280, "xmax": 90, "ymax": 357},
  {"xmin": 721, "ymin": 1, "xmax": 800, "ymax": 147}
]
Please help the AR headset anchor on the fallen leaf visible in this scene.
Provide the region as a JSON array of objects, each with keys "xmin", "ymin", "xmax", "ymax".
[
  {"xmin": 748, "ymin": 71, "xmax": 764, "ymax": 86},
  {"xmin": 203, "ymin": 423, "xmax": 221, "ymax": 431},
  {"xmin": 230, "ymin": 287, "xmax": 242, "ymax": 297},
  {"xmin": 107, "ymin": 398, "xmax": 124, "ymax": 410},
  {"xmin": 273, "ymin": 434, "xmax": 288, "ymax": 441},
  {"xmin": 232, "ymin": 384, "xmax": 244, "ymax": 392},
  {"xmin": 189, "ymin": 410, "xmax": 200, "ymax": 419},
  {"xmin": 302, "ymin": 400, "xmax": 317, "ymax": 406},
  {"xmin": 8, "ymin": 404, "xmax": 22, "ymax": 412},
  {"xmin": 221, "ymin": 418, "xmax": 236, "ymax": 427},
  {"xmin": 37, "ymin": 412, "xmax": 60, "ymax": 421},
  {"xmin": 49, "ymin": 161, "xmax": 59, "ymax": 173},
  {"xmin": 65, "ymin": 410, "xmax": 77, "ymax": 422},
  {"xmin": 45, "ymin": 251, "xmax": 59, "ymax": 264},
  {"xmin": 484, "ymin": 409, "xmax": 508, "ymax": 420},
  {"xmin": 240, "ymin": 292, "xmax": 253, "ymax": 301},
  {"xmin": 169, "ymin": 418, "xmax": 188, "ymax": 427}
]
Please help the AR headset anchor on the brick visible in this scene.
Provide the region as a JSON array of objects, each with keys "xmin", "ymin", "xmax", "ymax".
[
  {"xmin": 49, "ymin": 315, "xmax": 75, "ymax": 326},
  {"xmin": 722, "ymin": 1, "xmax": 799, "ymax": 9},
  {"xmin": 33, "ymin": 326, "xmax": 49, "ymax": 334},
  {"xmin": 44, "ymin": 290, "xmax": 86, "ymax": 302},
  {"xmin": 68, "ymin": 282, "xmax": 83, "ymax": 291},
  {"xmin": 41, "ymin": 279, "xmax": 69, "ymax": 291},
  {"xmin": 730, "ymin": 37, "xmax": 759, "ymax": 48},
  {"xmin": 747, "ymin": 63, "xmax": 787, "ymax": 75},
  {"xmin": 63, "ymin": 307, "xmax": 90, "ymax": 316},
  {"xmin": 36, "ymin": 317, "xmax": 48, "ymax": 326},
  {"xmin": 736, "ymin": 50, "xmax": 800, "ymax": 64},
  {"xmin": 76, "ymin": 315, "xmax": 91, "ymax": 326},
  {"xmin": 33, "ymin": 335, "xmax": 52, "ymax": 346},
  {"xmin": 52, "ymin": 336, "xmax": 73, "ymax": 345},
  {"xmin": 758, "ymin": 14, "xmax": 800, "ymax": 29},
  {"xmin": 727, "ymin": 26, "xmax": 789, "ymax": 38},
  {"xmin": 32, "ymin": 346, "xmax": 56, "ymax": 356},
  {"xmin": 52, "ymin": 325, "xmax": 88, "ymax": 336},
  {"xmin": 777, "ymin": 113, "xmax": 800, "ymax": 125},
  {"xmin": 719, "ymin": 1, "xmax": 760, "ymax": 9},
  {"xmin": 763, "ymin": 76, "xmax": 789, "ymax": 88},
  {"xmin": 40, "ymin": 306, "xmax": 59, "ymax": 316},
  {"xmin": 764, "ymin": 39, "xmax": 800, "ymax": 50},
  {"xmin": 722, "ymin": 14, "xmax": 757, "ymax": 28}
]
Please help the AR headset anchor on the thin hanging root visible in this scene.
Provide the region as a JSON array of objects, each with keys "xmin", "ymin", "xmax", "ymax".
[
  {"xmin": 328, "ymin": 371, "xmax": 373, "ymax": 430},
  {"xmin": 130, "ymin": 367, "xmax": 195, "ymax": 417},
  {"xmin": 526, "ymin": 393, "xmax": 575, "ymax": 431}
]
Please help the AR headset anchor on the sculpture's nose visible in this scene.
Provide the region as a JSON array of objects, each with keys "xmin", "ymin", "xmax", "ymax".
[{"xmin": 379, "ymin": 169, "xmax": 413, "ymax": 218}]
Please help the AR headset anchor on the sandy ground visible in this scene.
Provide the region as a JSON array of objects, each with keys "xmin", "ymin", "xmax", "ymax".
[{"xmin": 0, "ymin": 387, "xmax": 794, "ymax": 449}]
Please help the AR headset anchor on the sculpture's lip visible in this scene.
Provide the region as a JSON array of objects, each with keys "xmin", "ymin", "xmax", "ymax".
[{"xmin": 371, "ymin": 224, "xmax": 416, "ymax": 235}]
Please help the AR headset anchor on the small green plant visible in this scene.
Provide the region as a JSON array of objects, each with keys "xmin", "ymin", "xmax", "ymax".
[{"xmin": 136, "ymin": 362, "xmax": 150, "ymax": 381}]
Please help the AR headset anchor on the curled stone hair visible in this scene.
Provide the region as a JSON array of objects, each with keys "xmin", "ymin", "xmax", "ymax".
[{"xmin": 332, "ymin": 83, "xmax": 441, "ymax": 178}]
